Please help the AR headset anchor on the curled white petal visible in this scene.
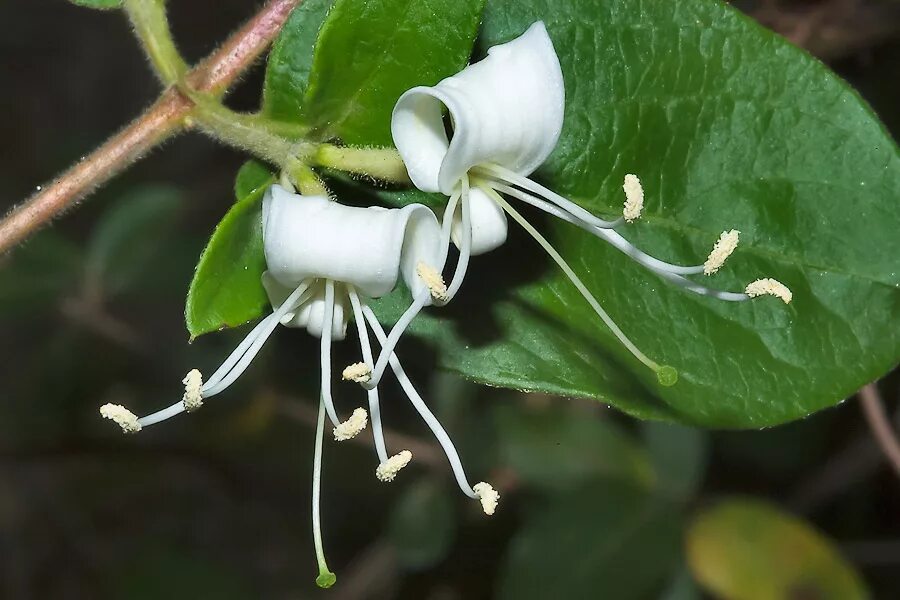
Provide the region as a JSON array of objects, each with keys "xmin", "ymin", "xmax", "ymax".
[
  {"xmin": 376, "ymin": 450, "xmax": 412, "ymax": 482},
  {"xmin": 182, "ymin": 369, "xmax": 204, "ymax": 412},
  {"xmin": 262, "ymin": 185, "xmax": 442, "ymax": 301},
  {"xmin": 622, "ymin": 174, "xmax": 644, "ymax": 222},
  {"xmin": 342, "ymin": 362, "xmax": 372, "ymax": 383},
  {"xmin": 392, "ymin": 22, "xmax": 564, "ymax": 194},
  {"xmin": 745, "ymin": 278, "xmax": 793, "ymax": 304},
  {"xmin": 333, "ymin": 407, "xmax": 368, "ymax": 441},
  {"xmin": 99, "ymin": 403, "xmax": 142, "ymax": 434},
  {"xmin": 473, "ymin": 482, "xmax": 499, "ymax": 515},
  {"xmin": 451, "ymin": 187, "xmax": 508, "ymax": 255},
  {"xmin": 704, "ymin": 230, "xmax": 740, "ymax": 275}
]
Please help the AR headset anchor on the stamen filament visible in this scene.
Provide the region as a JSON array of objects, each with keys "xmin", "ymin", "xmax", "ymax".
[
  {"xmin": 361, "ymin": 305, "xmax": 478, "ymax": 499},
  {"xmin": 136, "ymin": 281, "xmax": 312, "ymax": 429},
  {"xmin": 320, "ymin": 279, "xmax": 341, "ymax": 428},
  {"xmin": 312, "ymin": 395, "xmax": 336, "ymax": 589},
  {"xmin": 477, "ymin": 163, "xmax": 622, "ymax": 229},
  {"xmin": 442, "ymin": 175, "xmax": 472, "ymax": 303},
  {"xmin": 483, "ymin": 187, "xmax": 664, "ymax": 375},
  {"xmin": 347, "ymin": 287, "xmax": 388, "ymax": 463}
]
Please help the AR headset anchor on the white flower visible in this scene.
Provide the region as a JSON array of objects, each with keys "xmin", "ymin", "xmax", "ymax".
[
  {"xmin": 99, "ymin": 185, "xmax": 497, "ymax": 583},
  {"xmin": 387, "ymin": 21, "xmax": 792, "ymax": 384}
]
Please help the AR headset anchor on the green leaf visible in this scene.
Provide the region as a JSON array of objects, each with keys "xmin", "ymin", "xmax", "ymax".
[
  {"xmin": 185, "ymin": 163, "xmax": 274, "ymax": 338},
  {"xmin": 498, "ymin": 482, "xmax": 682, "ymax": 600},
  {"xmin": 367, "ymin": 0, "xmax": 899, "ymax": 427},
  {"xmin": 264, "ymin": 0, "xmax": 485, "ymax": 145},
  {"xmin": 686, "ymin": 499, "xmax": 868, "ymax": 600},
  {"xmin": 87, "ymin": 185, "xmax": 182, "ymax": 296},
  {"xmin": 494, "ymin": 402, "xmax": 654, "ymax": 492},
  {"xmin": 262, "ymin": 0, "xmax": 335, "ymax": 125},
  {"xmin": 69, "ymin": 0, "xmax": 122, "ymax": 9},
  {"xmin": 387, "ymin": 478, "xmax": 457, "ymax": 570}
]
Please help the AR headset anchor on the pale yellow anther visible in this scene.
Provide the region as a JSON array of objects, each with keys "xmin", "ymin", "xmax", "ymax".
[
  {"xmin": 704, "ymin": 230, "xmax": 740, "ymax": 275},
  {"xmin": 622, "ymin": 174, "xmax": 644, "ymax": 222},
  {"xmin": 473, "ymin": 482, "xmax": 500, "ymax": 516},
  {"xmin": 99, "ymin": 403, "xmax": 142, "ymax": 434},
  {"xmin": 416, "ymin": 262, "xmax": 449, "ymax": 302},
  {"xmin": 376, "ymin": 450, "xmax": 412, "ymax": 482},
  {"xmin": 342, "ymin": 362, "xmax": 372, "ymax": 383},
  {"xmin": 745, "ymin": 278, "xmax": 793, "ymax": 304},
  {"xmin": 333, "ymin": 407, "xmax": 368, "ymax": 441},
  {"xmin": 182, "ymin": 369, "xmax": 204, "ymax": 412}
]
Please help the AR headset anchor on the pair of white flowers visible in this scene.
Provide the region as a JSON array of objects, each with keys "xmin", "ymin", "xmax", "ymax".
[{"xmin": 100, "ymin": 21, "xmax": 790, "ymax": 586}]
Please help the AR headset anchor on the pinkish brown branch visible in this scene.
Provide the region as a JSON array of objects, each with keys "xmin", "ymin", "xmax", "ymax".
[
  {"xmin": 0, "ymin": 0, "xmax": 301, "ymax": 255},
  {"xmin": 859, "ymin": 383, "xmax": 900, "ymax": 479}
]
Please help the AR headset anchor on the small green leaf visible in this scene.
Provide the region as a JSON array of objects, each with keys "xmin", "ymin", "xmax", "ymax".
[
  {"xmin": 498, "ymin": 482, "xmax": 682, "ymax": 600},
  {"xmin": 87, "ymin": 185, "xmax": 182, "ymax": 296},
  {"xmin": 494, "ymin": 402, "xmax": 654, "ymax": 492},
  {"xmin": 185, "ymin": 163, "xmax": 274, "ymax": 338},
  {"xmin": 264, "ymin": 0, "xmax": 485, "ymax": 145},
  {"xmin": 687, "ymin": 499, "xmax": 868, "ymax": 600},
  {"xmin": 69, "ymin": 0, "xmax": 122, "ymax": 9},
  {"xmin": 387, "ymin": 478, "xmax": 457, "ymax": 570}
]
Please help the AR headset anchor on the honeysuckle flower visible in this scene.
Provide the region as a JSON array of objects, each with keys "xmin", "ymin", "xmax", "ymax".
[
  {"xmin": 376, "ymin": 21, "xmax": 792, "ymax": 386},
  {"xmin": 99, "ymin": 184, "xmax": 499, "ymax": 585}
]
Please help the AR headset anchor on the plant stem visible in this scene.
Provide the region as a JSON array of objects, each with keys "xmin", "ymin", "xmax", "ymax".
[
  {"xmin": 0, "ymin": 0, "xmax": 301, "ymax": 255},
  {"xmin": 313, "ymin": 145, "xmax": 410, "ymax": 184},
  {"xmin": 859, "ymin": 383, "xmax": 900, "ymax": 478},
  {"xmin": 124, "ymin": 0, "xmax": 188, "ymax": 85}
]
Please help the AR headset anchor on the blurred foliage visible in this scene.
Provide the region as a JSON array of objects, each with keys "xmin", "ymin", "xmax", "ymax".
[{"xmin": 1, "ymin": 0, "xmax": 899, "ymax": 598}]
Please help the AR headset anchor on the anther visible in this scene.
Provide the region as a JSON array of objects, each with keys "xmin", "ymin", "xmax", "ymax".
[
  {"xmin": 99, "ymin": 403, "xmax": 142, "ymax": 434},
  {"xmin": 622, "ymin": 174, "xmax": 644, "ymax": 222},
  {"xmin": 473, "ymin": 482, "xmax": 499, "ymax": 515},
  {"xmin": 342, "ymin": 362, "xmax": 372, "ymax": 383},
  {"xmin": 376, "ymin": 450, "xmax": 413, "ymax": 482},
  {"xmin": 416, "ymin": 262, "xmax": 449, "ymax": 302},
  {"xmin": 182, "ymin": 369, "xmax": 204, "ymax": 412},
  {"xmin": 333, "ymin": 407, "xmax": 368, "ymax": 441},
  {"xmin": 704, "ymin": 230, "xmax": 740, "ymax": 275},
  {"xmin": 745, "ymin": 278, "xmax": 793, "ymax": 304}
]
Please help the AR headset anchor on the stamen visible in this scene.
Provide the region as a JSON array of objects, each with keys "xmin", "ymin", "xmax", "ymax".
[
  {"xmin": 347, "ymin": 287, "xmax": 388, "ymax": 463},
  {"xmin": 745, "ymin": 278, "xmax": 793, "ymax": 304},
  {"xmin": 333, "ymin": 407, "xmax": 368, "ymax": 441},
  {"xmin": 622, "ymin": 174, "xmax": 644, "ymax": 222},
  {"xmin": 477, "ymin": 163, "xmax": 621, "ymax": 229},
  {"xmin": 320, "ymin": 279, "xmax": 342, "ymax": 428},
  {"xmin": 416, "ymin": 262, "xmax": 449, "ymax": 302},
  {"xmin": 376, "ymin": 450, "xmax": 413, "ymax": 482},
  {"xmin": 182, "ymin": 369, "xmax": 204, "ymax": 412},
  {"xmin": 482, "ymin": 187, "xmax": 666, "ymax": 376},
  {"xmin": 442, "ymin": 175, "xmax": 473, "ymax": 303},
  {"xmin": 362, "ymin": 305, "xmax": 479, "ymax": 499},
  {"xmin": 473, "ymin": 482, "xmax": 500, "ymax": 515},
  {"xmin": 311, "ymin": 396, "xmax": 336, "ymax": 589},
  {"xmin": 99, "ymin": 403, "xmax": 141, "ymax": 434},
  {"xmin": 342, "ymin": 362, "xmax": 372, "ymax": 383},
  {"xmin": 704, "ymin": 230, "xmax": 740, "ymax": 275}
]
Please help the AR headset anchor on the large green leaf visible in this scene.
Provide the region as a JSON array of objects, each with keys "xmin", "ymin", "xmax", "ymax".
[
  {"xmin": 498, "ymin": 482, "xmax": 682, "ymax": 600},
  {"xmin": 264, "ymin": 0, "xmax": 485, "ymax": 145},
  {"xmin": 686, "ymin": 499, "xmax": 868, "ymax": 600},
  {"xmin": 368, "ymin": 0, "xmax": 900, "ymax": 427},
  {"xmin": 184, "ymin": 162, "xmax": 273, "ymax": 338}
]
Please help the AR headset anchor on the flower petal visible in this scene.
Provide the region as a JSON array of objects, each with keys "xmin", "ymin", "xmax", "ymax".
[
  {"xmin": 262, "ymin": 185, "xmax": 439, "ymax": 300},
  {"xmin": 392, "ymin": 21, "xmax": 564, "ymax": 195},
  {"xmin": 451, "ymin": 187, "xmax": 508, "ymax": 255}
]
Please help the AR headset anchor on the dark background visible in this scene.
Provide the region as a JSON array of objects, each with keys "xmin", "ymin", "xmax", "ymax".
[{"xmin": 0, "ymin": 0, "xmax": 899, "ymax": 598}]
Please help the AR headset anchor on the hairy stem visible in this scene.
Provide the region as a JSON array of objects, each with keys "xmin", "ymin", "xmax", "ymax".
[
  {"xmin": 124, "ymin": 0, "xmax": 188, "ymax": 84},
  {"xmin": 859, "ymin": 383, "xmax": 900, "ymax": 478},
  {"xmin": 0, "ymin": 0, "xmax": 301, "ymax": 255},
  {"xmin": 313, "ymin": 145, "xmax": 409, "ymax": 184}
]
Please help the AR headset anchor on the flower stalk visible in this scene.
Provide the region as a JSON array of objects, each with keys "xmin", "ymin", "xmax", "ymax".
[{"xmin": 124, "ymin": 0, "xmax": 188, "ymax": 85}]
